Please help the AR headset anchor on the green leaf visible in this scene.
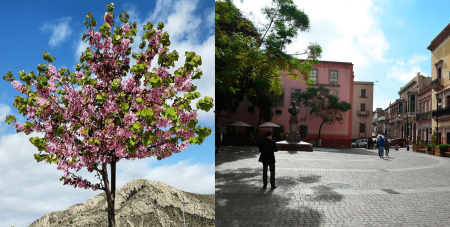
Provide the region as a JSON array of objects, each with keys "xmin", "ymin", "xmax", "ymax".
[
  {"xmin": 56, "ymin": 126, "xmax": 64, "ymax": 136},
  {"xmin": 166, "ymin": 107, "xmax": 177, "ymax": 117},
  {"xmin": 111, "ymin": 78, "xmax": 121, "ymax": 90},
  {"xmin": 82, "ymin": 126, "xmax": 89, "ymax": 135},
  {"xmin": 187, "ymin": 119, "xmax": 197, "ymax": 129},
  {"xmin": 131, "ymin": 121, "xmax": 141, "ymax": 132},
  {"xmin": 120, "ymin": 103, "xmax": 130, "ymax": 113},
  {"xmin": 59, "ymin": 176, "xmax": 65, "ymax": 181}
]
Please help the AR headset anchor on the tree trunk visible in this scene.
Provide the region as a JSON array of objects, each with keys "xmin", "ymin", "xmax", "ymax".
[
  {"xmin": 102, "ymin": 162, "xmax": 116, "ymax": 227},
  {"xmin": 254, "ymin": 108, "xmax": 263, "ymax": 138},
  {"xmin": 215, "ymin": 110, "xmax": 220, "ymax": 126},
  {"xmin": 317, "ymin": 121, "xmax": 325, "ymax": 147}
]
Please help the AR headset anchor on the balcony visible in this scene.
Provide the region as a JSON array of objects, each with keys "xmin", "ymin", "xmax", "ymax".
[
  {"xmin": 431, "ymin": 77, "xmax": 443, "ymax": 91},
  {"xmin": 359, "ymin": 132, "xmax": 365, "ymax": 138},
  {"xmin": 357, "ymin": 110, "xmax": 369, "ymax": 117},
  {"xmin": 432, "ymin": 106, "xmax": 450, "ymax": 121},
  {"xmin": 417, "ymin": 111, "xmax": 431, "ymax": 121}
]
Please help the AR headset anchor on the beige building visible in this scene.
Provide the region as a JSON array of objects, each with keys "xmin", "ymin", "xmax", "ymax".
[
  {"xmin": 428, "ymin": 23, "xmax": 450, "ymax": 144},
  {"xmin": 352, "ymin": 81, "xmax": 374, "ymax": 140}
]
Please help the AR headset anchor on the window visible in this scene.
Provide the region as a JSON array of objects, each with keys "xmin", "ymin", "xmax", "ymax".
[
  {"xmin": 330, "ymin": 89, "xmax": 338, "ymax": 96},
  {"xmin": 310, "ymin": 69, "xmax": 317, "ymax": 84},
  {"xmin": 361, "ymin": 89, "xmax": 366, "ymax": 97},
  {"xmin": 361, "ymin": 103, "xmax": 366, "ymax": 111},
  {"xmin": 360, "ymin": 123, "xmax": 365, "ymax": 133},
  {"xmin": 229, "ymin": 105, "xmax": 237, "ymax": 113},
  {"xmin": 410, "ymin": 95, "xmax": 415, "ymax": 113},
  {"xmin": 299, "ymin": 125, "xmax": 308, "ymax": 139},
  {"xmin": 274, "ymin": 88, "xmax": 285, "ymax": 106},
  {"xmin": 247, "ymin": 106, "xmax": 255, "ymax": 114},
  {"xmin": 291, "ymin": 88, "xmax": 301, "ymax": 106},
  {"xmin": 330, "ymin": 70, "xmax": 338, "ymax": 85}
]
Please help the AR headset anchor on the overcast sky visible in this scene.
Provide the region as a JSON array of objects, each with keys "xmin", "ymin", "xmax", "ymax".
[
  {"xmin": 233, "ymin": 0, "xmax": 450, "ymax": 111},
  {"xmin": 0, "ymin": 0, "xmax": 214, "ymax": 226}
]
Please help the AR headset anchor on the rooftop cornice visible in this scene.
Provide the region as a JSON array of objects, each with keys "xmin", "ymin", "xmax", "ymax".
[{"xmin": 427, "ymin": 23, "xmax": 450, "ymax": 52}]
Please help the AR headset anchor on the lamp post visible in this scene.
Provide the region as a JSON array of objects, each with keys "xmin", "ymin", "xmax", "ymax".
[
  {"xmin": 436, "ymin": 93, "xmax": 442, "ymax": 146},
  {"xmin": 181, "ymin": 201, "xmax": 189, "ymax": 227},
  {"xmin": 405, "ymin": 108, "xmax": 410, "ymax": 151}
]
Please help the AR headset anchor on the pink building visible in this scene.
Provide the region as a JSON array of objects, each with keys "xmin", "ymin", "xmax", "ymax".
[
  {"xmin": 217, "ymin": 60, "xmax": 356, "ymax": 147},
  {"xmin": 353, "ymin": 81, "xmax": 374, "ymax": 140}
]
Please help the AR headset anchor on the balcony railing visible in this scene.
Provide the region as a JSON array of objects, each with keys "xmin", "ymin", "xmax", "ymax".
[
  {"xmin": 357, "ymin": 110, "xmax": 369, "ymax": 116},
  {"xmin": 417, "ymin": 111, "xmax": 431, "ymax": 121},
  {"xmin": 431, "ymin": 77, "xmax": 443, "ymax": 91},
  {"xmin": 359, "ymin": 132, "xmax": 365, "ymax": 138},
  {"xmin": 432, "ymin": 106, "xmax": 450, "ymax": 118}
]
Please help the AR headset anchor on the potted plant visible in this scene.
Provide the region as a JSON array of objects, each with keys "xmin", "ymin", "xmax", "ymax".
[
  {"xmin": 426, "ymin": 144, "xmax": 434, "ymax": 155},
  {"xmin": 438, "ymin": 144, "xmax": 450, "ymax": 157},
  {"xmin": 414, "ymin": 142, "xmax": 426, "ymax": 153},
  {"xmin": 413, "ymin": 142, "xmax": 425, "ymax": 152}
]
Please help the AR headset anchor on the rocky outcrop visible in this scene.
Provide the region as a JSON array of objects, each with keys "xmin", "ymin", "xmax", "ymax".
[{"xmin": 29, "ymin": 178, "xmax": 215, "ymax": 226}]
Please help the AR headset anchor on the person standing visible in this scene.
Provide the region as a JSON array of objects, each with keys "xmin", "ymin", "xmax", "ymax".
[
  {"xmin": 378, "ymin": 136, "xmax": 385, "ymax": 159},
  {"xmin": 356, "ymin": 140, "xmax": 359, "ymax": 148},
  {"xmin": 258, "ymin": 131, "xmax": 278, "ymax": 189},
  {"xmin": 385, "ymin": 137, "xmax": 390, "ymax": 157},
  {"xmin": 368, "ymin": 138, "xmax": 372, "ymax": 150}
]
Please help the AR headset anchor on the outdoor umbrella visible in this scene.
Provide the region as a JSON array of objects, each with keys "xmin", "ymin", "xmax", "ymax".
[
  {"xmin": 229, "ymin": 121, "xmax": 254, "ymax": 127},
  {"xmin": 258, "ymin": 122, "xmax": 280, "ymax": 128}
]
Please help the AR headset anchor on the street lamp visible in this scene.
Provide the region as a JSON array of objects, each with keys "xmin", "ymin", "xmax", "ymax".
[
  {"xmin": 404, "ymin": 108, "xmax": 410, "ymax": 151},
  {"xmin": 181, "ymin": 201, "xmax": 189, "ymax": 227},
  {"xmin": 436, "ymin": 93, "xmax": 442, "ymax": 146}
]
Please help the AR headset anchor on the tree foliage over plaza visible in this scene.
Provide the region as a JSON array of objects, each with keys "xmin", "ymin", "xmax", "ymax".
[
  {"xmin": 215, "ymin": 0, "xmax": 322, "ymax": 123},
  {"xmin": 297, "ymin": 86, "xmax": 352, "ymax": 144},
  {"xmin": 3, "ymin": 3, "xmax": 213, "ymax": 226}
]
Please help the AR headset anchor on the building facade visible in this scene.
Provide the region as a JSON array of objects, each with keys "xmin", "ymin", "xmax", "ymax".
[
  {"xmin": 217, "ymin": 60, "xmax": 360, "ymax": 148},
  {"xmin": 352, "ymin": 81, "xmax": 374, "ymax": 140},
  {"xmin": 428, "ymin": 23, "xmax": 450, "ymax": 145},
  {"xmin": 417, "ymin": 84, "xmax": 433, "ymax": 144}
]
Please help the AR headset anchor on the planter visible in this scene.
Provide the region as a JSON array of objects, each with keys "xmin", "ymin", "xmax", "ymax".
[
  {"xmin": 427, "ymin": 148, "xmax": 434, "ymax": 155},
  {"xmin": 415, "ymin": 145, "xmax": 426, "ymax": 153},
  {"xmin": 413, "ymin": 145, "xmax": 417, "ymax": 152},
  {"xmin": 435, "ymin": 147, "xmax": 441, "ymax": 156},
  {"xmin": 439, "ymin": 152, "xmax": 449, "ymax": 157}
]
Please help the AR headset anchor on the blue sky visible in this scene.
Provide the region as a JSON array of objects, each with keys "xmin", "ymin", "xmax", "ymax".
[
  {"xmin": 0, "ymin": 0, "xmax": 214, "ymax": 226},
  {"xmin": 234, "ymin": 0, "xmax": 450, "ymax": 111}
]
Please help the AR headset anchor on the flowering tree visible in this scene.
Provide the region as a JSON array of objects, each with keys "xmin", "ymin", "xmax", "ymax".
[{"xmin": 3, "ymin": 3, "xmax": 213, "ymax": 226}]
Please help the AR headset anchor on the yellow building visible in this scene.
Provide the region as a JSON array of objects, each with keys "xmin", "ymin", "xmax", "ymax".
[{"xmin": 428, "ymin": 23, "xmax": 450, "ymax": 144}]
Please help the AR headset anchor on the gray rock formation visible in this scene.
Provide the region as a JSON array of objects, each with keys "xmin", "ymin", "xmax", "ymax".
[{"xmin": 29, "ymin": 178, "xmax": 215, "ymax": 227}]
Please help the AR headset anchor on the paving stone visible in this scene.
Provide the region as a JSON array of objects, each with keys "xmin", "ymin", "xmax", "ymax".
[{"xmin": 216, "ymin": 146, "xmax": 450, "ymax": 226}]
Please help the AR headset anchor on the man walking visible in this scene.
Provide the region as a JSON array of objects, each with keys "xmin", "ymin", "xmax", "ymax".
[
  {"xmin": 385, "ymin": 137, "xmax": 390, "ymax": 157},
  {"xmin": 378, "ymin": 136, "xmax": 386, "ymax": 159},
  {"xmin": 258, "ymin": 131, "xmax": 278, "ymax": 189}
]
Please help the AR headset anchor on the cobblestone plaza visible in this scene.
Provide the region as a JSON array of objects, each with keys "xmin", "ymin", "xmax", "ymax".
[{"xmin": 216, "ymin": 147, "xmax": 450, "ymax": 226}]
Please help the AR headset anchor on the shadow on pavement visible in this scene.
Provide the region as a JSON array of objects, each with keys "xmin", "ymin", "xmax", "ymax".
[{"xmin": 316, "ymin": 148, "xmax": 380, "ymax": 156}]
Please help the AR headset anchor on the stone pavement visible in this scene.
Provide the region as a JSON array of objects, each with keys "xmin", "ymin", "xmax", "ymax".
[{"xmin": 216, "ymin": 146, "xmax": 450, "ymax": 226}]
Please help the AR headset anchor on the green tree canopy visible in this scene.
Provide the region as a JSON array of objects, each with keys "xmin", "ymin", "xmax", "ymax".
[
  {"xmin": 215, "ymin": 0, "xmax": 322, "ymax": 123},
  {"xmin": 297, "ymin": 86, "xmax": 352, "ymax": 145}
]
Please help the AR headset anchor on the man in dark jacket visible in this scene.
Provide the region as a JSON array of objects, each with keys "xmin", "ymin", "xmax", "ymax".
[{"xmin": 258, "ymin": 131, "xmax": 278, "ymax": 189}]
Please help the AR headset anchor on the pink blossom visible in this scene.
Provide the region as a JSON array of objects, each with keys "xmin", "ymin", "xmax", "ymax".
[
  {"xmin": 48, "ymin": 65, "xmax": 57, "ymax": 76},
  {"xmin": 156, "ymin": 67, "xmax": 169, "ymax": 79},
  {"xmin": 11, "ymin": 81, "xmax": 27, "ymax": 93}
]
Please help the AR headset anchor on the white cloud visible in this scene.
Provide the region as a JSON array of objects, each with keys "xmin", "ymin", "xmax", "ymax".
[
  {"xmin": 144, "ymin": 160, "xmax": 214, "ymax": 194},
  {"xmin": 395, "ymin": 19, "xmax": 405, "ymax": 26},
  {"xmin": 0, "ymin": 132, "xmax": 213, "ymax": 226},
  {"xmin": 0, "ymin": 103, "xmax": 12, "ymax": 134},
  {"xmin": 386, "ymin": 53, "xmax": 429, "ymax": 82},
  {"xmin": 235, "ymin": 0, "xmax": 390, "ymax": 66},
  {"xmin": 40, "ymin": 17, "xmax": 72, "ymax": 48}
]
